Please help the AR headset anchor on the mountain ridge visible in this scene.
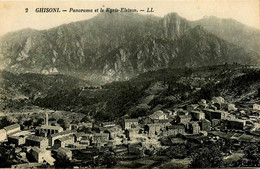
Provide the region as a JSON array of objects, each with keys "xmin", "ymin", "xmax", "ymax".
[{"xmin": 0, "ymin": 12, "xmax": 259, "ymax": 83}]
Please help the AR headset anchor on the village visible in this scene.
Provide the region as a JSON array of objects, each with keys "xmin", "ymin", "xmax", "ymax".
[{"xmin": 1, "ymin": 96, "xmax": 260, "ymax": 168}]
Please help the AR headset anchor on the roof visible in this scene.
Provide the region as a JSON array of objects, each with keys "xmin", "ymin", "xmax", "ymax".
[
  {"xmin": 102, "ymin": 122, "xmax": 115, "ymax": 125},
  {"xmin": 153, "ymin": 110, "xmax": 165, "ymax": 116},
  {"xmin": 31, "ymin": 146, "xmax": 44, "ymax": 154},
  {"xmin": 8, "ymin": 135, "xmax": 24, "ymax": 140},
  {"xmin": 51, "ymin": 130, "xmax": 76, "ymax": 137},
  {"xmin": 177, "ymin": 115, "xmax": 190, "ymax": 119},
  {"xmin": 74, "ymin": 132, "xmax": 86, "ymax": 137},
  {"xmin": 238, "ymin": 134, "xmax": 255, "ymax": 142},
  {"xmin": 94, "ymin": 133, "xmax": 109, "ymax": 137},
  {"xmin": 157, "ymin": 119, "xmax": 171, "ymax": 123},
  {"xmin": 40, "ymin": 125, "xmax": 63, "ymax": 130},
  {"xmin": 124, "ymin": 119, "xmax": 139, "ymax": 122},
  {"xmin": 4, "ymin": 124, "xmax": 20, "ymax": 131},
  {"xmin": 191, "ymin": 111, "xmax": 203, "ymax": 114},
  {"xmin": 57, "ymin": 147, "xmax": 71, "ymax": 153},
  {"xmin": 26, "ymin": 135, "xmax": 46, "ymax": 142},
  {"xmin": 149, "ymin": 110, "xmax": 166, "ymax": 119},
  {"xmin": 168, "ymin": 125, "xmax": 185, "ymax": 130},
  {"xmin": 57, "ymin": 135, "xmax": 74, "ymax": 142}
]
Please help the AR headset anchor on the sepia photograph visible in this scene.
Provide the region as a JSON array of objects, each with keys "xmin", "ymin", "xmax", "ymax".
[{"xmin": 0, "ymin": 0, "xmax": 260, "ymax": 168}]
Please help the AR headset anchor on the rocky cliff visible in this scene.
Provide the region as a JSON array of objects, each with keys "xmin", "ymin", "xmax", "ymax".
[{"xmin": 0, "ymin": 12, "xmax": 259, "ymax": 83}]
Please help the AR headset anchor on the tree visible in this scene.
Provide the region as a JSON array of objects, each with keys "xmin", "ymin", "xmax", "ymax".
[
  {"xmin": 33, "ymin": 118, "xmax": 44, "ymax": 127},
  {"xmin": 54, "ymin": 155, "xmax": 72, "ymax": 168},
  {"xmin": 243, "ymin": 144, "xmax": 260, "ymax": 166},
  {"xmin": 190, "ymin": 146, "xmax": 224, "ymax": 168},
  {"xmin": 23, "ymin": 119, "xmax": 33, "ymax": 128},
  {"xmin": 97, "ymin": 151, "xmax": 117, "ymax": 167},
  {"xmin": 57, "ymin": 119, "xmax": 66, "ymax": 129},
  {"xmin": 0, "ymin": 117, "xmax": 12, "ymax": 129}
]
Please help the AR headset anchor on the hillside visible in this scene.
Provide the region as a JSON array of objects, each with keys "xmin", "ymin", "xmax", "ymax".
[
  {"xmin": 191, "ymin": 16, "xmax": 260, "ymax": 54},
  {"xmin": 0, "ymin": 12, "xmax": 259, "ymax": 83},
  {"xmin": 1, "ymin": 64, "xmax": 260, "ymax": 121}
]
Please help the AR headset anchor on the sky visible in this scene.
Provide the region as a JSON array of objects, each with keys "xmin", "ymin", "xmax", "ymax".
[{"xmin": 0, "ymin": 0, "xmax": 259, "ymax": 36}]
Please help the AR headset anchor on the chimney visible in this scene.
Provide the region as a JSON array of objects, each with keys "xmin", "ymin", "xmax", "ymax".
[{"xmin": 46, "ymin": 112, "xmax": 49, "ymax": 126}]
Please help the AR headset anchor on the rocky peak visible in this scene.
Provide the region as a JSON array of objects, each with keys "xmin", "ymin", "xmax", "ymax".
[{"xmin": 160, "ymin": 12, "xmax": 190, "ymax": 40}]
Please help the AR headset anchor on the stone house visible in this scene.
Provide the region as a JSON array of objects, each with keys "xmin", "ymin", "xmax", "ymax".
[
  {"xmin": 149, "ymin": 110, "xmax": 168, "ymax": 120},
  {"xmin": 190, "ymin": 111, "xmax": 205, "ymax": 121},
  {"xmin": 200, "ymin": 119, "xmax": 211, "ymax": 131},
  {"xmin": 30, "ymin": 147, "xmax": 55, "ymax": 165},
  {"xmin": 92, "ymin": 133, "xmax": 109, "ymax": 146},
  {"xmin": 8, "ymin": 135, "xmax": 26, "ymax": 146},
  {"xmin": 54, "ymin": 135, "xmax": 75, "ymax": 148},
  {"xmin": 123, "ymin": 119, "xmax": 139, "ymax": 130},
  {"xmin": 225, "ymin": 119, "xmax": 245, "ymax": 130},
  {"xmin": 176, "ymin": 115, "xmax": 191, "ymax": 126},
  {"xmin": 188, "ymin": 122, "xmax": 200, "ymax": 134},
  {"xmin": 167, "ymin": 124, "xmax": 185, "ymax": 136},
  {"xmin": 26, "ymin": 135, "xmax": 49, "ymax": 149},
  {"xmin": 56, "ymin": 147, "xmax": 72, "ymax": 160},
  {"xmin": 36, "ymin": 125, "xmax": 63, "ymax": 137},
  {"xmin": 50, "ymin": 130, "xmax": 76, "ymax": 146},
  {"xmin": 4, "ymin": 124, "xmax": 21, "ymax": 135}
]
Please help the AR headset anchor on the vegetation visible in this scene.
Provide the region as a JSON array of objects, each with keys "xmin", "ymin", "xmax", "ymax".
[
  {"xmin": 190, "ymin": 146, "xmax": 224, "ymax": 168},
  {"xmin": 2, "ymin": 64, "xmax": 260, "ymax": 122}
]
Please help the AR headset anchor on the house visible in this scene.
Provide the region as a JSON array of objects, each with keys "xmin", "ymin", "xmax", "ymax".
[
  {"xmin": 222, "ymin": 103, "xmax": 237, "ymax": 111},
  {"xmin": 26, "ymin": 135, "xmax": 49, "ymax": 149},
  {"xmin": 79, "ymin": 136, "xmax": 91, "ymax": 145},
  {"xmin": 50, "ymin": 130, "xmax": 76, "ymax": 146},
  {"xmin": 167, "ymin": 124, "xmax": 185, "ymax": 136},
  {"xmin": 0, "ymin": 129, "xmax": 7, "ymax": 142},
  {"xmin": 82, "ymin": 122, "xmax": 93, "ymax": 128},
  {"xmin": 253, "ymin": 104, "xmax": 260, "ymax": 110},
  {"xmin": 92, "ymin": 133, "xmax": 109, "ymax": 145},
  {"xmin": 149, "ymin": 110, "xmax": 168, "ymax": 120},
  {"xmin": 101, "ymin": 122, "xmax": 116, "ymax": 128},
  {"xmin": 211, "ymin": 119, "xmax": 220, "ymax": 128},
  {"xmin": 54, "ymin": 135, "xmax": 75, "ymax": 148},
  {"xmin": 8, "ymin": 135, "xmax": 26, "ymax": 146},
  {"xmin": 36, "ymin": 125, "xmax": 63, "ymax": 137},
  {"xmin": 125, "ymin": 129, "xmax": 139, "ymax": 140},
  {"xmin": 74, "ymin": 132, "xmax": 89, "ymax": 142},
  {"xmin": 103, "ymin": 126, "xmax": 123, "ymax": 139},
  {"xmin": 156, "ymin": 119, "xmax": 172, "ymax": 128},
  {"xmin": 203, "ymin": 109, "xmax": 227, "ymax": 120},
  {"xmin": 176, "ymin": 115, "xmax": 191, "ymax": 125},
  {"xmin": 186, "ymin": 104, "xmax": 199, "ymax": 112},
  {"xmin": 140, "ymin": 116, "xmax": 154, "ymax": 124},
  {"xmin": 225, "ymin": 119, "xmax": 245, "ymax": 130},
  {"xmin": 30, "ymin": 147, "xmax": 55, "ymax": 165},
  {"xmin": 56, "ymin": 147, "xmax": 72, "ymax": 160},
  {"xmin": 188, "ymin": 122, "xmax": 200, "ymax": 134},
  {"xmin": 190, "ymin": 111, "xmax": 205, "ymax": 121},
  {"xmin": 145, "ymin": 124, "xmax": 165, "ymax": 137},
  {"xmin": 200, "ymin": 119, "xmax": 211, "ymax": 131},
  {"xmin": 48, "ymin": 120, "xmax": 58, "ymax": 126},
  {"xmin": 4, "ymin": 124, "xmax": 21, "ymax": 135},
  {"xmin": 123, "ymin": 119, "xmax": 139, "ymax": 130}
]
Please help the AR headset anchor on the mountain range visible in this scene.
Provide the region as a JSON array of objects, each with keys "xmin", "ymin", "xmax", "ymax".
[{"xmin": 0, "ymin": 12, "xmax": 259, "ymax": 83}]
